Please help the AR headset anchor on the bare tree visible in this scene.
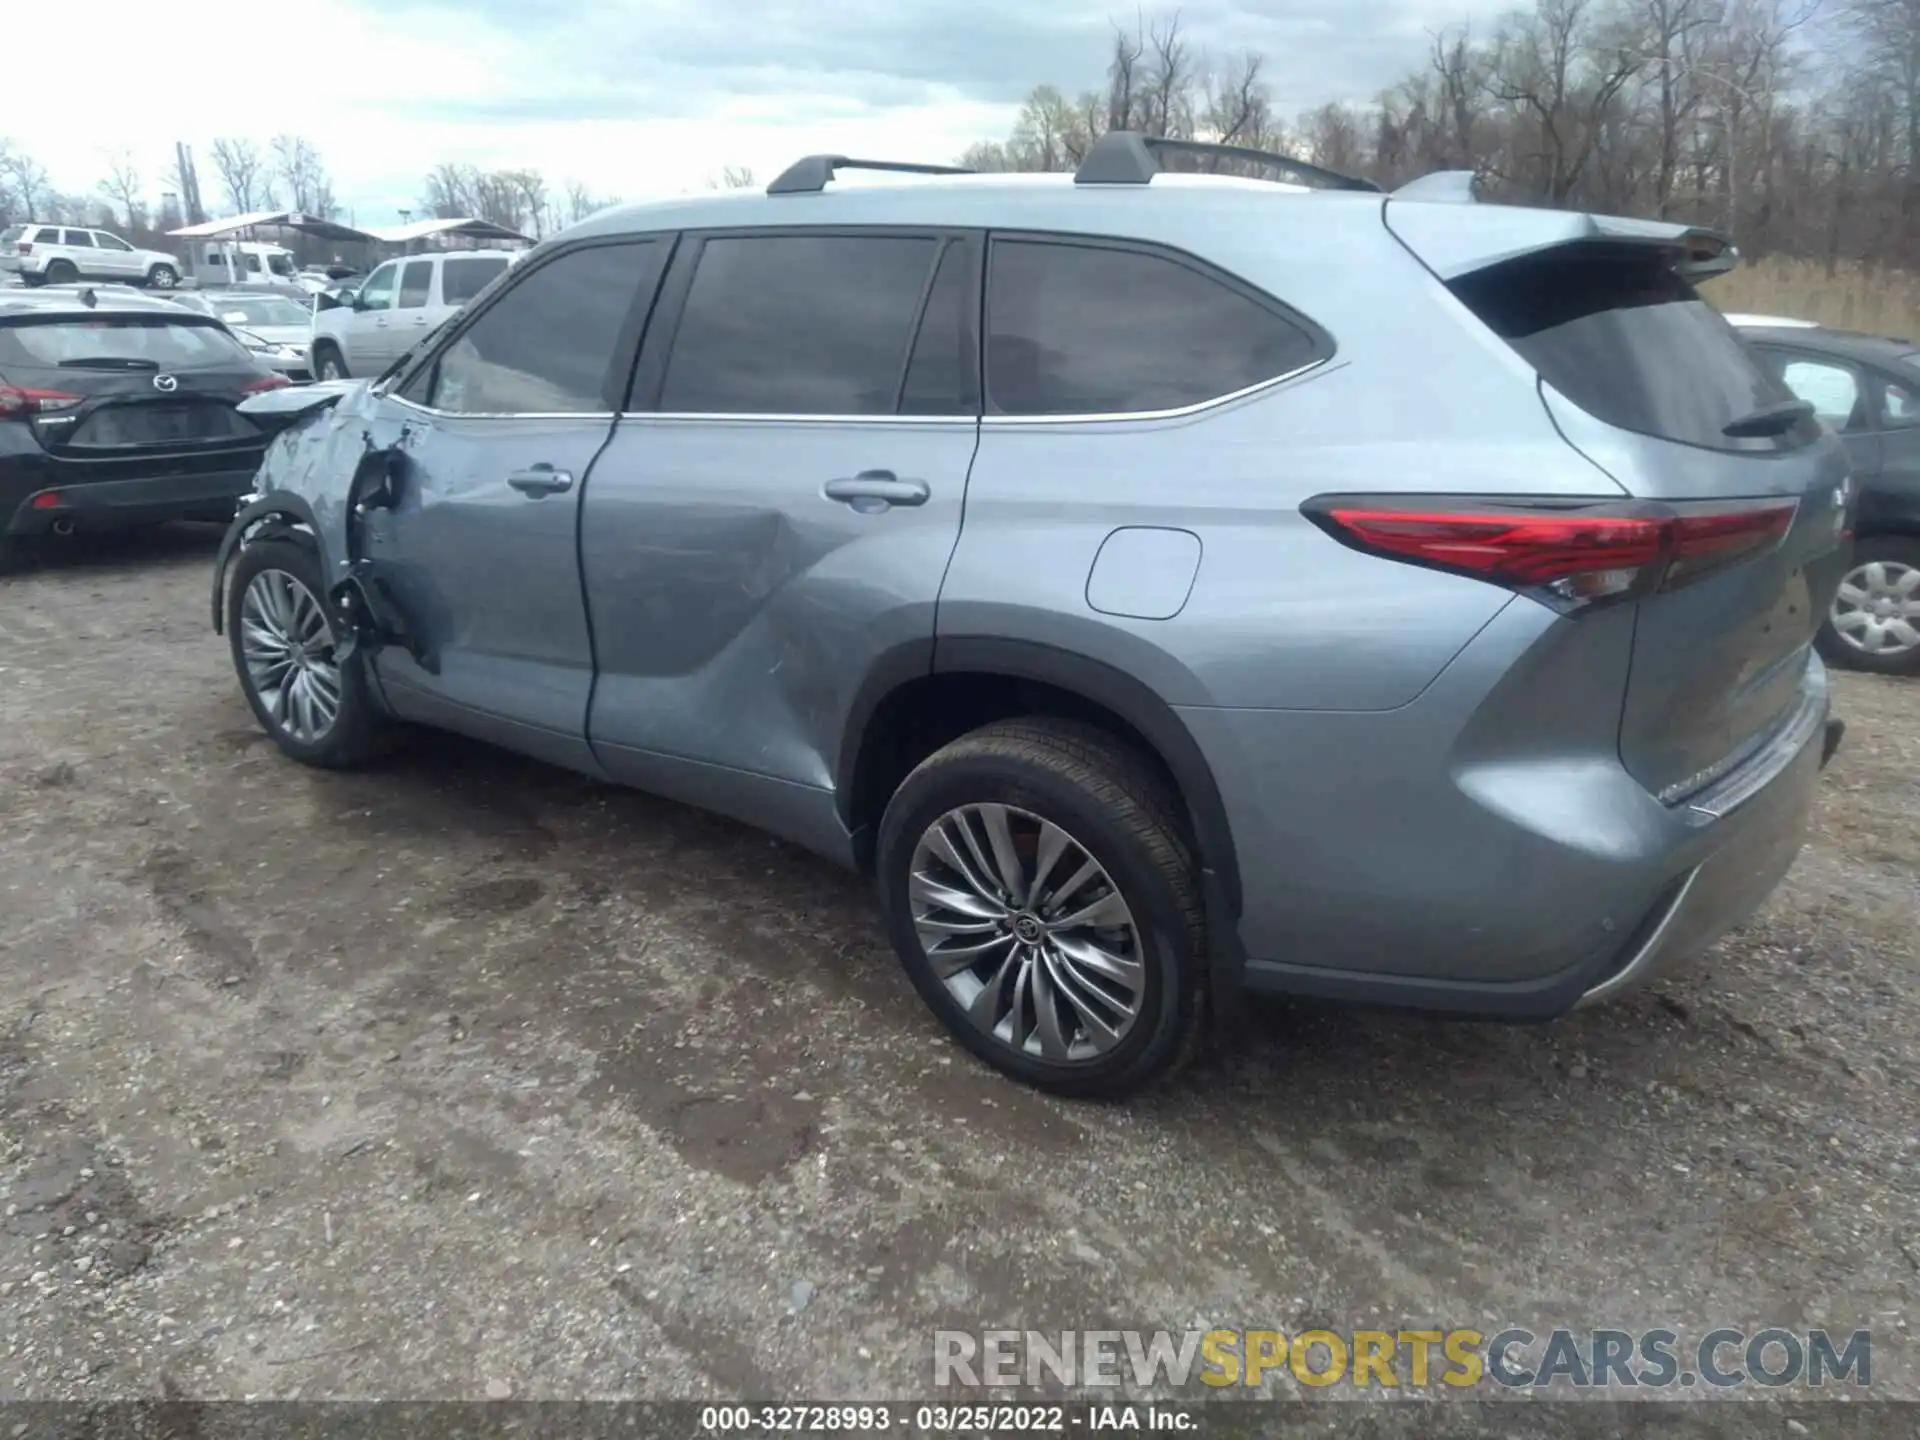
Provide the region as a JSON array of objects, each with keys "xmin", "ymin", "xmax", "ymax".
[
  {"xmin": 211, "ymin": 137, "xmax": 271, "ymax": 213},
  {"xmin": 716, "ymin": 164, "xmax": 756, "ymax": 188},
  {"xmin": 97, "ymin": 150, "xmax": 143, "ymax": 228},
  {"xmin": 1107, "ymin": 20, "xmax": 1146, "ymax": 132},
  {"xmin": 2, "ymin": 148, "xmax": 54, "ymax": 222},
  {"xmin": 1144, "ymin": 10, "xmax": 1192, "ymax": 138},
  {"xmin": 271, "ymin": 135, "xmax": 329, "ymax": 213}
]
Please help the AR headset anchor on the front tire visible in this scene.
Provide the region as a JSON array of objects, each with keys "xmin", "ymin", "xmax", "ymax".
[
  {"xmin": 226, "ymin": 538, "xmax": 390, "ymax": 767},
  {"xmin": 146, "ymin": 263, "xmax": 179, "ymax": 289},
  {"xmin": 1818, "ymin": 536, "xmax": 1920, "ymax": 676},
  {"xmin": 876, "ymin": 718, "xmax": 1208, "ymax": 1098},
  {"xmin": 313, "ymin": 343, "xmax": 348, "ymax": 382}
]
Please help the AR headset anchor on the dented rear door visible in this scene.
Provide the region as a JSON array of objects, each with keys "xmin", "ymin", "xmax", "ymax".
[{"xmin": 579, "ymin": 230, "xmax": 980, "ymax": 846}]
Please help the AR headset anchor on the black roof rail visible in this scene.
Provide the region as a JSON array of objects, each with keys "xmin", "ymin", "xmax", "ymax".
[
  {"xmin": 767, "ymin": 154, "xmax": 974, "ymax": 195},
  {"xmin": 1074, "ymin": 131, "xmax": 1382, "ymax": 193}
]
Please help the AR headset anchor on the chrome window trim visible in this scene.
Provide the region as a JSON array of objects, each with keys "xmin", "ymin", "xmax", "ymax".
[
  {"xmin": 979, "ymin": 355, "xmax": 1329, "ymax": 425},
  {"xmin": 608, "ymin": 356, "xmax": 1329, "ymax": 427},
  {"xmin": 388, "ymin": 393, "xmax": 615, "ymax": 422}
]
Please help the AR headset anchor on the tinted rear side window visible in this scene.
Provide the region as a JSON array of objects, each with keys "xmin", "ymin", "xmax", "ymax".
[
  {"xmin": 0, "ymin": 317, "xmax": 249, "ymax": 369},
  {"xmin": 442, "ymin": 256, "xmax": 510, "ymax": 305},
  {"xmin": 397, "ymin": 260, "xmax": 432, "ymax": 308},
  {"xmin": 657, "ymin": 234, "xmax": 942, "ymax": 415},
  {"xmin": 1449, "ymin": 244, "xmax": 1805, "ymax": 452},
  {"xmin": 416, "ymin": 241, "xmax": 662, "ymax": 414},
  {"xmin": 986, "ymin": 238, "xmax": 1324, "ymax": 416},
  {"xmin": 900, "ymin": 241, "xmax": 978, "ymax": 416}
]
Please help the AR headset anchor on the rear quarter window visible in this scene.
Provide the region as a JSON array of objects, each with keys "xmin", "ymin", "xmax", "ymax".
[
  {"xmin": 0, "ymin": 316, "xmax": 251, "ymax": 369},
  {"xmin": 985, "ymin": 237, "xmax": 1326, "ymax": 416},
  {"xmin": 1449, "ymin": 244, "xmax": 1809, "ymax": 453}
]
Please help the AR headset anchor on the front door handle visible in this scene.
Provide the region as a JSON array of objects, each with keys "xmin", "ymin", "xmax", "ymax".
[
  {"xmin": 823, "ymin": 470, "xmax": 929, "ymax": 512},
  {"xmin": 507, "ymin": 465, "xmax": 574, "ymax": 497}
]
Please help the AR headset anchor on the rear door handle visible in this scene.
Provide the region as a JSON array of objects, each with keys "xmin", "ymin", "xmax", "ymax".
[
  {"xmin": 507, "ymin": 465, "xmax": 574, "ymax": 496},
  {"xmin": 823, "ymin": 471, "xmax": 929, "ymax": 511}
]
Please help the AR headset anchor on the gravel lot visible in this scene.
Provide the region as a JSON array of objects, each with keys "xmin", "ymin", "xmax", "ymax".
[{"xmin": 0, "ymin": 527, "xmax": 1915, "ymax": 1418}]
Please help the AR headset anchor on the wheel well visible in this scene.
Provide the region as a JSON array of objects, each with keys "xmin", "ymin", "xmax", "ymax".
[{"xmin": 845, "ymin": 671, "xmax": 1197, "ymax": 873}]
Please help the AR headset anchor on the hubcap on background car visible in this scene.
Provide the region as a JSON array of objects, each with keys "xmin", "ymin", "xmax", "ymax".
[
  {"xmin": 1831, "ymin": 559, "xmax": 1920, "ymax": 657},
  {"xmin": 240, "ymin": 569, "xmax": 342, "ymax": 743},
  {"xmin": 909, "ymin": 803, "xmax": 1144, "ymax": 1063}
]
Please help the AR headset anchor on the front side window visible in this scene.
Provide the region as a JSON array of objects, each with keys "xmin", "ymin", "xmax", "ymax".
[
  {"xmin": 95, "ymin": 234, "xmax": 133, "ymax": 252},
  {"xmin": 397, "ymin": 260, "xmax": 432, "ymax": 309},
  {"xmin": 656, "ymin": 234, "xmax": 946, "ymax": 415},
  {"xmin": 985, "ymin": 237, "xmax": 1324, "ymax": 416},
  {"xmin": 413, "ymin": 241, "xmax": 663, "ymax": 414},
  {"xmin": 1768, "ymin": 353, "xmax": 1865, "ymax": 432},
  {"xmin": 357, "ymin": 263, "xmax": 398, "ymax": 311},
  {"xmin": 1878, "ymin": 372, "xmax": 1919, "ymax": 428}
]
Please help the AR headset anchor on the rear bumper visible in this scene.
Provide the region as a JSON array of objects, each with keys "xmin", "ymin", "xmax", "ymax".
[
  {"xmin": 1183, "ymin": 601, "xmax": 1836, "ymax": 1019},
  {"xmin": 3, "ymin": 466, "xmax": 259, "ymax": 534}
]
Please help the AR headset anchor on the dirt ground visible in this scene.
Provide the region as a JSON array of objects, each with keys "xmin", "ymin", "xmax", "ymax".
[{"xmin": 0, "ymin": 526, "xmax": 1915, "ymax": 1419}]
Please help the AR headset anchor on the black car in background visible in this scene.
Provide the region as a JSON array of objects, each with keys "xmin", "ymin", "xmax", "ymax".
[
  {"xmin": 1738, "ymin": 319, "xmax": 1920, "ymax": 675},
  {"xmin": 0, "ymin": 289, "xmax": 288, "ymax": 571}
]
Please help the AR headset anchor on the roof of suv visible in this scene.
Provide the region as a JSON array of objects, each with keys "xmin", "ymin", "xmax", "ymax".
[{"xmin": 573, "ymin": 169, "xmax": 1369, "ymax": 247}]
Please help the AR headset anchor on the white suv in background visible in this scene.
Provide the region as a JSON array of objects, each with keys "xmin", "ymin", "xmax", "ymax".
[
  {"xmin": 0, "ymin": 224, "xmax": 183, "ymax": 289},
  {"xmin": 308, "ymin": 249, "xmax": 515, "ymax": 380}
]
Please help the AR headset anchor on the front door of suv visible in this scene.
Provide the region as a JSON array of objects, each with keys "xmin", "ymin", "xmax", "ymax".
[
  {"xmin": 579, "ymin": 229, "xmax": 981, "ymax": 860},
  {"xmin": 345, "ymin": 261, "xmax": 400, "ymax": 373},
  {"xmin": 373, "ymin": 238, "xmax": 669, "ymax": 772}
]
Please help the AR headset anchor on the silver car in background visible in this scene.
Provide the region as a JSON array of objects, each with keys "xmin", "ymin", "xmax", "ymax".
[
  {"xmin": 210, "ymin": 135, "xmax": 1851, "ymax": 1097},
  {"xmin": 168, "ymin": 290, "xmax": 317, "ymax": 381}
]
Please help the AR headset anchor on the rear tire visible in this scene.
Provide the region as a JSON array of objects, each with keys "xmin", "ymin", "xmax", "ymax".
[
  {"xmin": 876, "ymin": 718, "xmax": 1208, "ymax": 1098},
  {"xmin": 1817, "ymin": 536, "xmax": 1920, "ymax": 676},
  {"xmin": 146, "ymin": 263, "xmax": 179, "ymax": 289},
  {"xmin": 226, "ymin": 538, "xmax": 391, "ymax": 768},
  {"xmin": 43, "ymin": 259, "xmax": 77, "ymax": 284},
  {"xmin": 313, "ymin": 344, "xmax": 348, "ymax": 382}
]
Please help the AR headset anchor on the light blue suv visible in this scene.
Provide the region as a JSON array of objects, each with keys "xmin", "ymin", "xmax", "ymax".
[{"xmin": 211, "ymin": 133, "xmax": 1851, "ymax": 1096}]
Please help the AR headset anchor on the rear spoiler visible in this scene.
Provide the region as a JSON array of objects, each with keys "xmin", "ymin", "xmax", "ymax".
[{"xmin": 1384, "ymin": 181, "xmax": 1738, "ymax": 282}]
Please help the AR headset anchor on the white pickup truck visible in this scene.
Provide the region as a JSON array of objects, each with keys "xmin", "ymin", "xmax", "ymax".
[{"xmin": 308, "ymin": 249, "xmax": 515, "ymax": 380}]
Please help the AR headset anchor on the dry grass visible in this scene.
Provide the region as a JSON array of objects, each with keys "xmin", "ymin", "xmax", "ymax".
[{"xmin": 1704, "ymin": 256, "xmax": 1920, "ymax": 339}]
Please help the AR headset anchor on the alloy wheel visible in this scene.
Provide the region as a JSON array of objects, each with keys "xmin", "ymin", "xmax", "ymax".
[
  {"xmin": 240, "ymin": 568, "xmax": 342, "ymax": 743},
  {"xmin": 1831, "ymin": 558, "xmax": 1920, "ymax": 658},
  {"xmin": 909, "ymin": 803, "xmax": 1145, "ymax": 1063}
]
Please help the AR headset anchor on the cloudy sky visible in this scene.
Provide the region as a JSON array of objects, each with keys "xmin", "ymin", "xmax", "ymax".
[{"xmin": 12, "ymin": 0, "xmax": 1511, "ymax": 226}]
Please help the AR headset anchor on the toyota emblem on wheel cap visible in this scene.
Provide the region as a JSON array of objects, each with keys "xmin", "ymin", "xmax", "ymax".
[{"xmin": 152, "ymin": 373, "xmax": 178, "ymax": 392}]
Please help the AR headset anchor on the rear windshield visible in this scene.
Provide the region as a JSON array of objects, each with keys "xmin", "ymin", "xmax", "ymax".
[
  {"xmin": 1449, "ymin": 243, "xmax": 1809, "ymax": 453},
  {"xmin": 441, "ymin": 256, "xmax": 510, "ymax": 305},
  {"xmin": 0, "ymin": 316, "xmax": 251, "ymax": 369},
  {"xmin": 0, "ymin": 225, "xmax": 25, "ymax": 244}
]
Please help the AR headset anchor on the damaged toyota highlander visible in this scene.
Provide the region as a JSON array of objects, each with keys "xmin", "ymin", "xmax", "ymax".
[{"xmin": 210, "ymin": 134, "xmax": 1852, "ymax": 1097}]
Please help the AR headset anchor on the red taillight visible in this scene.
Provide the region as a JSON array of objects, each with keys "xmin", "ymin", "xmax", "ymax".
[
  {"xmin": 0, "ymin": 385, "xmax": 82, "ymax": 418},
  {"xmin": 30, "ymin": 491, "xmax": 61, "ymax": 509},
  {"xmin": 242, "ymin": 374, "xmax": 292, "ymax": 394},
  {"xmin": 1309, "ymin": 497, "xmax": 1799, "ymax": 609},
  {"xmin": 16, "ymin": 242, "xmax": 32, "ymax": 255}
]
